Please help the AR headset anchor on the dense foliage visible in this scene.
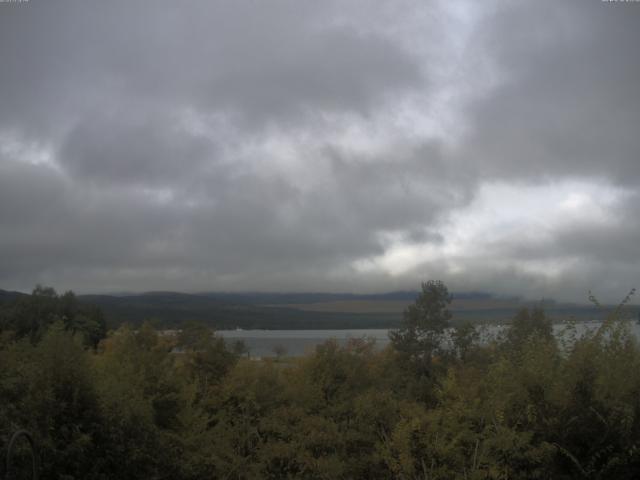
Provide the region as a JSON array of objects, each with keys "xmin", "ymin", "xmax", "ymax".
[{"xmin": 2, "ymin": 285, "xmax": 640, "ymax": 479}]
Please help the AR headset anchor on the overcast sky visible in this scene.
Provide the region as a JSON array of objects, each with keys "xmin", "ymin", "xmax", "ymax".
[{"xmin": 1, "ymin": 0, "xmax": 638, "ymax": 301}]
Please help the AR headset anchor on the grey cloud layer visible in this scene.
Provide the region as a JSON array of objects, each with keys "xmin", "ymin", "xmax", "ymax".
[
  {"xmin": 0, "ymin": 0, "xmax": 639, "ymax": 301},
  {"xmin": 466, "ymin": 1, "xmax": 640, "ymax": 183}
]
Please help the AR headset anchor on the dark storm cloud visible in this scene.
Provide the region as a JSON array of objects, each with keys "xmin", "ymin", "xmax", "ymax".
[
  {"xmin": 205, "ymin": 29, "xmax": 424, "ymax": 124},
  {"xmin": 59, "ymin": 114, "xmax": 216, "ymax": 186},
  {"xmin": 0, "ymin": 0, "xmax": 449, "ymax": 292},
  {"xmin": 465, "ymin": 0, "xmax": 640, "ymax": 184},
  {"xmin": 0, "ymin": 0, "xmax": 423, "ymax": 134},
  {"xmin": 0, "ymin": 0, "xmax": 639, "ymax": 300}
]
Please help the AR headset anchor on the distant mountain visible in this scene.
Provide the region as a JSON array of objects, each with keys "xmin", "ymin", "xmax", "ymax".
[
  {"xmin": 75, "ymin": 290, "xmax": 593, "ymax": 330},
  {"xmin": 3, "ymin": 288, "xmax": 627, "ymax": 330},
  {"xmin": 77, "ymin": 291, "xmax": 401, "ymax": 330},
  {"xmin": 194, "ymin": 290, "xmax": 494, "ymax": 304},
  {"xmin": 0, "ymin": 289, "xmax": 27, "ymax": 303}
]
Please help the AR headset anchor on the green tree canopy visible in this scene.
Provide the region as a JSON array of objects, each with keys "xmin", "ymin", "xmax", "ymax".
[
  {"xmin": 0, "ymin": 285, "xmax": 106, "ymax": 347},
  {"xmin": 390, "ymin": 280, "xmax": 452, "ymax": 360},
  {"xmin": 505, "ymin": 307, "xmax": 553, "ymax": 352}
]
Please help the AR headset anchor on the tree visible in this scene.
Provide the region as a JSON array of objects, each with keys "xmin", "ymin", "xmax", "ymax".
[
  {"xmin": 231, "ymin": 339, "xmax": 249, "ymax": 358},
  {"xmin": 0, "ymin": 286, "xmax": 106, "ymax": 347},
  {"xmin": 176, "ymin": 322, "xmax": 238, "ymax": 395},
  {"xmin": 272, "ymin": 344, "xmax": 287, "ymax": 360},
  {"xmin": 451, "ymin": 321, "xmax": 479, "ymax": 362},
  {"xmin": 505, "ymin": 307, "xmax": 553, "ymax": 353},
  {"xmin": 390, "ymin": 281, "xmax": 452, "ymax": 356}
]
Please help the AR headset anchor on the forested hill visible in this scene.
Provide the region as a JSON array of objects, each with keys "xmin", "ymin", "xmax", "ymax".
[
  {"xmin": 76, "ymin": 291, "xmax": 404, "ymax": 330},
  {"xmin": 77, "ymin": 290, "xmax": 607, "ymax": 330},
  {"xmin": 1, "ymin": 288, "xmax": 616, "ymax": 330},
  {"xmin": 0, "ymin": 288, "xmax": 27, "ymax": 303},
  {"xmin": 193, "ymin": 290, "xmax": 492, "ymax": 304}
]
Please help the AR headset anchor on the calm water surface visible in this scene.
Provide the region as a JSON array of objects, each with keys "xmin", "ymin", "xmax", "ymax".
[{"xmin": 218, "ymin": 321, "xmax": 640, "ymax": 357}]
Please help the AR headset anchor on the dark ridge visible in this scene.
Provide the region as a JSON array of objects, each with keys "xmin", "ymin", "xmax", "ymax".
[
  {"xmin": 0, "ymin": 289, "xmax": 28, "ymax": 303},
  {"xmin": 194, "ymin": 290, "xmax": 495, "ymax": 304}
]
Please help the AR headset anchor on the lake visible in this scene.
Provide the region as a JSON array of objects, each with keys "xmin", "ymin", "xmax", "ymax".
[
  {"xmin": 217, "ymin": 329, "xmax": 391, "ymax": 357},
  {"xmin": 217, "ymin": 320, "xmax": 640, "ymax": 357}
]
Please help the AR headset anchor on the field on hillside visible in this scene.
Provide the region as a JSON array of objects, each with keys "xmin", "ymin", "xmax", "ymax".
[
  {"xmin": 272, "ymin": 297, "xmax": 526, "ymax": 314},
  {"xmin": 267, "ymin": 297, "xmax": 628, "ymax": 324}
]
